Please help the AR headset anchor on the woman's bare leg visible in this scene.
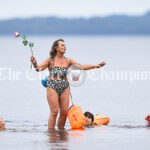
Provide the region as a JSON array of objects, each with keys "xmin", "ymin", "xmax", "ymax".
[
  {"xmin": 57, "ymin": 86, "xmax": 70, "ymax": 129},
  {"xmin": 47, "ymin": 88, "xmax": 59, "ymax": 130}
]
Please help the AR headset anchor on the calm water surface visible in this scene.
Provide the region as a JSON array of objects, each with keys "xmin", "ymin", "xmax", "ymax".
[{"xmin": 0, "ymin": 36, "xmax": 150, "ymax": 150}]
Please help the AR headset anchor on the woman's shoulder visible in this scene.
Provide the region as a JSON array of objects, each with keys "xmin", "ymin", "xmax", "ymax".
[
  {"xmin": 66, "ymin": 57, "xmax": 79, "ymax": 65},
  {"xmin": 43, "ymin": 57, "xmax": 53, "ymax": 67},
  {"xmin": 45, "ymin": 57, "xmax": 53, "ymax": 62},
  {"xmin": 65, "ymin": 57, "xmax": 72, "ymax": 65},
  {"xmin": 65, "ymin": 57, "xmax": 72, "ymax": 62}
]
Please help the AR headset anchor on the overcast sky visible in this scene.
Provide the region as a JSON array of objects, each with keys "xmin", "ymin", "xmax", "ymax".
[{"xmin": 1, "ymin": 0, "xmax": 150, "ymax": 20}]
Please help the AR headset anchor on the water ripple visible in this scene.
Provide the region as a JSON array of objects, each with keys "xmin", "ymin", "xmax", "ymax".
[{"xmin": 109, "ymin": 124, "xmax": 150, "ymax": 129}]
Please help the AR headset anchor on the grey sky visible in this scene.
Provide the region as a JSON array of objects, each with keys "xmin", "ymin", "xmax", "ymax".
[{"xmin": 1, "ymin": 0, "xmax": 150, "ymax": 19}]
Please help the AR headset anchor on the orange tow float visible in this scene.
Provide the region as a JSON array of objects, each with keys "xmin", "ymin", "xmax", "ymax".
[
  {"xmin": 67, "ymin": 105, "xmax": 110, "ymax": 129},
  {"xmin": 67, "ymin": 105, "xmax": 86, "ymax": 129},
  {"xmin": 93, "ymin": 114, "xmax": 110, "ymax": 125},
  {"xmin": 145, "ymin": 114, "xmax": 150, "ymax": 125}
]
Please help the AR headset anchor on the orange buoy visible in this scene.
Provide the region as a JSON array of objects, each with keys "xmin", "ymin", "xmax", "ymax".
[
  {"xmin": 145, "ymin": 114, "xmax": 150, "ymax": 125},
  {"xmin": 67, "ymin": 105, "xmax": 86, "ymax": 129},
  {"xmin": 93, "ymin": 114, "xmax": 110, "ymax": 125}
]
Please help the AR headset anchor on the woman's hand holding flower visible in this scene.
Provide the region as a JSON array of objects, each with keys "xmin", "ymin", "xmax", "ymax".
[{"xmin": 30, "ymin": 56, "xmax": 37, "ymax": 66}]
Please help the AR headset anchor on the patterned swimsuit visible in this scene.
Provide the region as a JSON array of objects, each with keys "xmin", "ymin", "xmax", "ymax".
[{"xmin": 46, "ymin": 57, "xmax": 69, "ymax": 96}]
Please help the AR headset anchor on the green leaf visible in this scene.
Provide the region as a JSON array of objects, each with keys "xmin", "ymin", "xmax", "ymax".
[
  {"xmin": 22, "ymin": 40, "xmax": 28, "ymax": 46},
  {"xmin": 29, "ymin": 42, "xmax": 34, "ymax": 47},
  {"xmin": 23, "ymin": 35, "xmax": 27, "ymax": 39}
]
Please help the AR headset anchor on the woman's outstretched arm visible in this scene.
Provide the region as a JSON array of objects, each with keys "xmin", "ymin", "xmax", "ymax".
[
  {"xmin": 68, "ymin": 58, "xmax": 106, "ymax": 70},
  {"xmin": 30, "ymin": 56, "xmax": 50, "ymax": 72}
]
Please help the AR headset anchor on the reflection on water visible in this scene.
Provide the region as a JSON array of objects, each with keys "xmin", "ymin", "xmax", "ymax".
[
  {"xmin": 46, "ymin": 128, "xmax": 86, "ymax": 150},
  {"xmin": 68, "ymin": 128, "xmax": 85, "ymax": 136},
  {"xmin": 47, "ymin": 129, "xmax": 69, "ymax": 150},
  {"xmin": 47, "ymin": 130, "xmax": 69, "ymax": 150},
  {"xmin": 1, "ymin": 122, "xmax": 150, "ymax": 150},
  {"xmin": 48, "ymin": 129, "xmax": 69, "ymax": 143}
]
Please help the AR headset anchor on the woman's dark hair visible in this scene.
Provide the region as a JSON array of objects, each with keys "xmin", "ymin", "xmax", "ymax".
[
  {"xmin": 50, "ymin": 39, "xmax": 64, "ymax": 58},
  {"xmin": 84, "ymin": 111, "xmax": 94, "ymax": 123}
]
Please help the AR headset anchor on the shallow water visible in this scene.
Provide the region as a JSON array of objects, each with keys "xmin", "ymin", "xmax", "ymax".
[
  {"xmin": 1, "ymin": 121, "xmax": 150, "ymax": 150},
  {"xmin": 0, "ymin": 36, "xmax": 150, "ymax": 150}
]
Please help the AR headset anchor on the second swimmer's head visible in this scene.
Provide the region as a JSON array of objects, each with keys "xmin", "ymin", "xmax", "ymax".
[{"xmin": 84, "ymin": 111, "xmax": 94, "ymax": 126}]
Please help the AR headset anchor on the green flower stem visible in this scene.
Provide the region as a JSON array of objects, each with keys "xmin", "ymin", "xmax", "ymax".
[
  {"xmin": 29, "ymin": 46, "xmax": 33, "ymax": 56},
  {"xmin": 17, "ymin": 33, "xmax": 34, "ymax": 72},
  {"xmin": 20, "ymin": 34, "xmax": 34, "ymax": 56},
  {"xmin": 30, "ymin": 47, "xmax": 33, "ymax": 72}
]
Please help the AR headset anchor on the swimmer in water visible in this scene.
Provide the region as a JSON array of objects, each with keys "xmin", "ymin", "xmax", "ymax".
[
  {"xmin": 84, "ymin": 112, "xmax": 94, "ymax": 127},
  {"xmin": 0, "ymin": 118, "xmax": 5, "ymax": 130}
]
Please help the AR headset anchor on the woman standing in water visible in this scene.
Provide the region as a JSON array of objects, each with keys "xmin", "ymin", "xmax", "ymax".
[{"xmin": 31, "ymin": 39, "xmax": 106, "ymax": 130}]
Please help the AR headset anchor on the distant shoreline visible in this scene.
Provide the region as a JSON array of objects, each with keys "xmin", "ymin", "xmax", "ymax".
[{"xmin": 0, "ymin": 11, "xmax": 150, "ymax": 35}]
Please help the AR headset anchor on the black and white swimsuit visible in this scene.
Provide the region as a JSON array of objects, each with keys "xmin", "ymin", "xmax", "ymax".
[{"xmin": 46, "ymin": 57, "xmax": 69, "ymax": 96}]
